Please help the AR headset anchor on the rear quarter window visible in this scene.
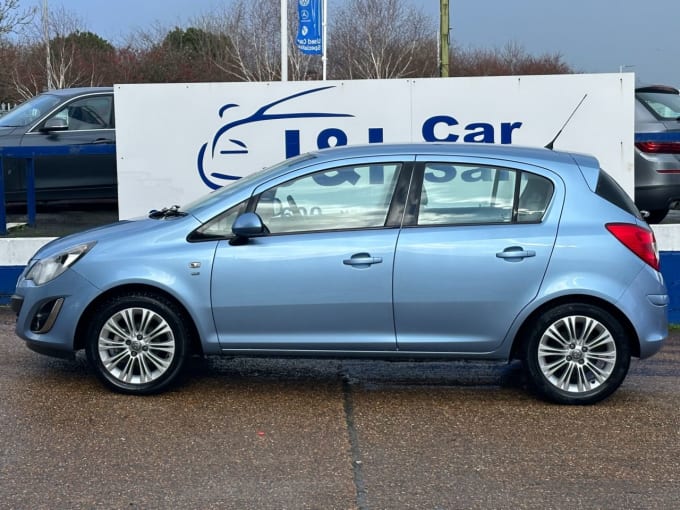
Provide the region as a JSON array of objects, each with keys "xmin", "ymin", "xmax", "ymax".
[{"xmin": 595, "ymin": 170, "xmax": 642, "ymax": 219}]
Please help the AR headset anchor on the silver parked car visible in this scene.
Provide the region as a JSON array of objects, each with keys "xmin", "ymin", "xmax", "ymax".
[
  {"xmin": 11, "ymin": 143, "xmax": 668, "ymax": 404},
  {"xmin": 635, "ymin": 85, "xmax": 680, "ymax": 223}
]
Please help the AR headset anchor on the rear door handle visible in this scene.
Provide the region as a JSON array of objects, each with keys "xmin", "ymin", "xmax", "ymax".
[
  {"xmin": 343, "ymin": 253, "xmax": 383, "ymax": 267},
  {"xmin": 496, "ymin": 246, "xmax": 536, "ymax": 260}
]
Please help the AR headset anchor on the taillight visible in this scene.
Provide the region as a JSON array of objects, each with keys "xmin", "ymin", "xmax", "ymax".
[
  {"xmin": 635, "ymin": 141, "xmax": 680, "ymax": 154},
  {"xmin": 606, "ymin": 223, "xmax": 660, "ymax": 271}
]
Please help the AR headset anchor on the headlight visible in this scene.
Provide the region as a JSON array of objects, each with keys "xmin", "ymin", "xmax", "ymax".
[{"xmin": 25, "ymin": 242, "xmax": 96, "ymax": 285}]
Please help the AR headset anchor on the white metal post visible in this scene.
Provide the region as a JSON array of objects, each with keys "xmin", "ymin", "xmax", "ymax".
[
  {"xmin": 281, "ymin": 0, "xmax": 288, "ymax": 81},
  {"xmin": 322, "ymin": 0, "xmax": 327, "ymax": 80}
]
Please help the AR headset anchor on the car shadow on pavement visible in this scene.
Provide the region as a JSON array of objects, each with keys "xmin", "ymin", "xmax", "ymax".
[{"xmin": 183, "ymin": 356, "xmax": 530, "ymax": 394}]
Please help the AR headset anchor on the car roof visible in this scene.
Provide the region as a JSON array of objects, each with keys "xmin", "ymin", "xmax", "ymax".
[
  {"xmin": 40, "ymin": 87, "xmax": 113, "ymax": 98},
  {"xmin": 636, "ymin": 85, "xmax": 679, "ymax": 95},
  {"xmin": 304, "ymin": 142, "xmax": 589, "ymax": 168}
]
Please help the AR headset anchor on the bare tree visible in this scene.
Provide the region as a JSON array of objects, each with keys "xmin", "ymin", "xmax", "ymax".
[
  {"xmin": 11, "ymin": 5, "xmax": 107, "ymax": 98},
  {"xmin": 0, "ymin": 0, "xmax": 576, "ymax": 103},
  {"xmin": 0, "ymin": 0, "xmax": 36, "ymax": 99},
  {"xmin": 0, "ymin": 0, "xmax": 34, "ymax": 36},
  {"xmin": 330, "ymin": 0, "xmax": 437, "ymax": 79},
  {"xmin": 193, "ymin": 0, "xmax": 280, "ymax": 82},
  {"xmin": 450, "ymin": 42, "xmax": 573, "ymax": 77},
  {"xmin": 44, "ymin": 7, "xmax": 88, "ymax": 89},
  {"xmin": 190, "ymin": 0, "xmax": 320, "ymax": 82}
]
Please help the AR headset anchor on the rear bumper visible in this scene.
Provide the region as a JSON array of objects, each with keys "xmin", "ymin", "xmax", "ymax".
[
  {"xmin": 618, "ymin": 266, "xmax": 668, "ymax": 359},
  {"xmin": 635, "ymin": 148, "xmax": 680, "ymax": 211}
]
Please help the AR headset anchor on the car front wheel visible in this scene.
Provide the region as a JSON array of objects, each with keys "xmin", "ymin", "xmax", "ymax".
[
  {"xmin": 85, "ymin": 293, "xmax": 189, "ymax": 394},
  {"xmin": 523, "ymin": 304, "xmax": 631, "ymax": 405}
]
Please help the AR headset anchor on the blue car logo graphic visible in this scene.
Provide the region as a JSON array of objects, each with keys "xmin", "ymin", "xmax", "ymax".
[{"xmin": 197, "ymin": 86, "xmax": 354, "ymax": 190}]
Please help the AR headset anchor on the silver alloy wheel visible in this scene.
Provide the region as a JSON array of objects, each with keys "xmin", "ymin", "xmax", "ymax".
[
  {"xmin": 537, "ymin": 315, "xmax": 617, "ymax": 393},
  {"xmin": 97, "ymin": 307, "xmax": 176, "ymax": 385}
]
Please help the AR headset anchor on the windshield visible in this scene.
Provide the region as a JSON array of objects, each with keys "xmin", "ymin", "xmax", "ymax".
[
  {"xmin": 0, "ymin": 93, "xmax": 61, "ymax": 127},
  {"xmin": 637, "ymin": 91, "xmax": 680, "ymax": 120},
  {"xmin": 181, "ymin": 153, "xmax": 318, "ymax": 213}
]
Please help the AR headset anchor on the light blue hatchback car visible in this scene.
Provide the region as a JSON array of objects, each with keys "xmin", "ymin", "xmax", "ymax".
[{"xmin": 11, "ymin": 143, "xmax": 668, "ymax": 404}]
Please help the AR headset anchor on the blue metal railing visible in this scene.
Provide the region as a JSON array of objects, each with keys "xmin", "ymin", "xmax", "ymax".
[{"xmin": 0, "ymin": 144, "xmax": 116, "ymax": 235}]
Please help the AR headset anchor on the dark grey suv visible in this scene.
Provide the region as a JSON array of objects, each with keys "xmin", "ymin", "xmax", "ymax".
[
  {"xmin": 0, "ymin": 87, "xmax": 116, "ymax": 204},
  {"xmin": 635, "ymin": 85, "xmax": 680, "ymax": 223}
]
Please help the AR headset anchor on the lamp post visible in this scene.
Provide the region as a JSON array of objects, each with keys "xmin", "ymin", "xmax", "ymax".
[
  {"xmin": 281, "ymin": 0, "xmax": 288, "ymax": 81},
  {"xmin": 43, "ymin": 0, "xmax": 53, "ymax": 90},
  {"xmin": 440, "ymin": 0, "xmax": 449, "ymax": 77}
]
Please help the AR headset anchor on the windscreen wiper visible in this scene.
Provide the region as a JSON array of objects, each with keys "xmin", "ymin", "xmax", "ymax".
[{"xmin": 148, "ymin": 205, "xmax": 187, "ymax": 219}]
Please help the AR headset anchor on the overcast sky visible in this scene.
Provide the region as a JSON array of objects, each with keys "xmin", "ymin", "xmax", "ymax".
[{"xmin": 40, "ymin": 0, "xmax": 680, "ymax": 86}]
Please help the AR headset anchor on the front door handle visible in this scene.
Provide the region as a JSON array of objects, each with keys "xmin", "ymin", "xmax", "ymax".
[
  {"xmin": 496, "ymin": 246, "xmax": 536, "ymax": 260},
  {"xmin": 343, "ymin": 253, "xmax": 383, "ymax": 267}
]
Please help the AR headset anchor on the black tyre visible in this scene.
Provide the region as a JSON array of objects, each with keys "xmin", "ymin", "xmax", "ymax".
[
  {"xmin": 644, "ymin": 209, "xmax": 668, "ymax": 224},
  {"xmin": 523, "ymin": 303, "xmax": 631, "ymax": 405},
  {"xmin": 85, "ymin": 293, "xmax": 189, "ymax": 395}
]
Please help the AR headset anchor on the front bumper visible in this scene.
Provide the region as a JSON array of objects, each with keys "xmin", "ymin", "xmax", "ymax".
[
  {"xmin": 13, "ymin": 267, "xmax": 102, "ymax": 357},
  {"xmin": 10, "ymin": 294, "xmax": 23, "ymax": 314}
]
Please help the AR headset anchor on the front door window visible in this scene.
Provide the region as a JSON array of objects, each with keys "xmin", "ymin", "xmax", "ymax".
[{"xmin": 254, "ymin": 163, "xmax": 401, "ymax": 233}]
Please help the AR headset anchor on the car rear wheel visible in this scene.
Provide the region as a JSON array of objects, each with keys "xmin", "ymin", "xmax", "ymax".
[
  {"xmin": 85, "ymin": 293, "xmax": 189, "ymax": 394},
  {"xmin": 644, "ymin": 209, "xmax": 668, "ymax": 224},
  {"xmin": 523, "ymin": 303, "xmax": 631, "ymax": 405}
]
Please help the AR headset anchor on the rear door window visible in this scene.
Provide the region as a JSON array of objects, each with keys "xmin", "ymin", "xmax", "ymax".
[{"xmin": 414, "ymin": 163, "xmax": 553, "ymax": 226}]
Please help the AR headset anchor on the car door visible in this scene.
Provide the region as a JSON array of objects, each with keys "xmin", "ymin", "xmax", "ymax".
[
  {"xmin": 393, "ymin": 157, "xmax": 562, "ymax": 353},
  {"xmin": 210, "ymin": 158, "xmax": 412, "ymax": 351},
  {"xmin": 21, "ymin": 93, "xmax": 116, "ymax": 201}
]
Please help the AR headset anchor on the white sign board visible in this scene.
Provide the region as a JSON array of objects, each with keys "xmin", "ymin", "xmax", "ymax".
[{"xmin": 115, "ymin": 74, "xmax": 634, "ymax": 219}]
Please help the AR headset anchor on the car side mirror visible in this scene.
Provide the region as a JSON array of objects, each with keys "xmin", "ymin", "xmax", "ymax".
[
  {"xmin": 41, "ymin": 117, "xmax": 68, "ymax": 132},
  {"xmin": 231, "ymin": 212, "xmax": 265, "ymax": 243}
]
